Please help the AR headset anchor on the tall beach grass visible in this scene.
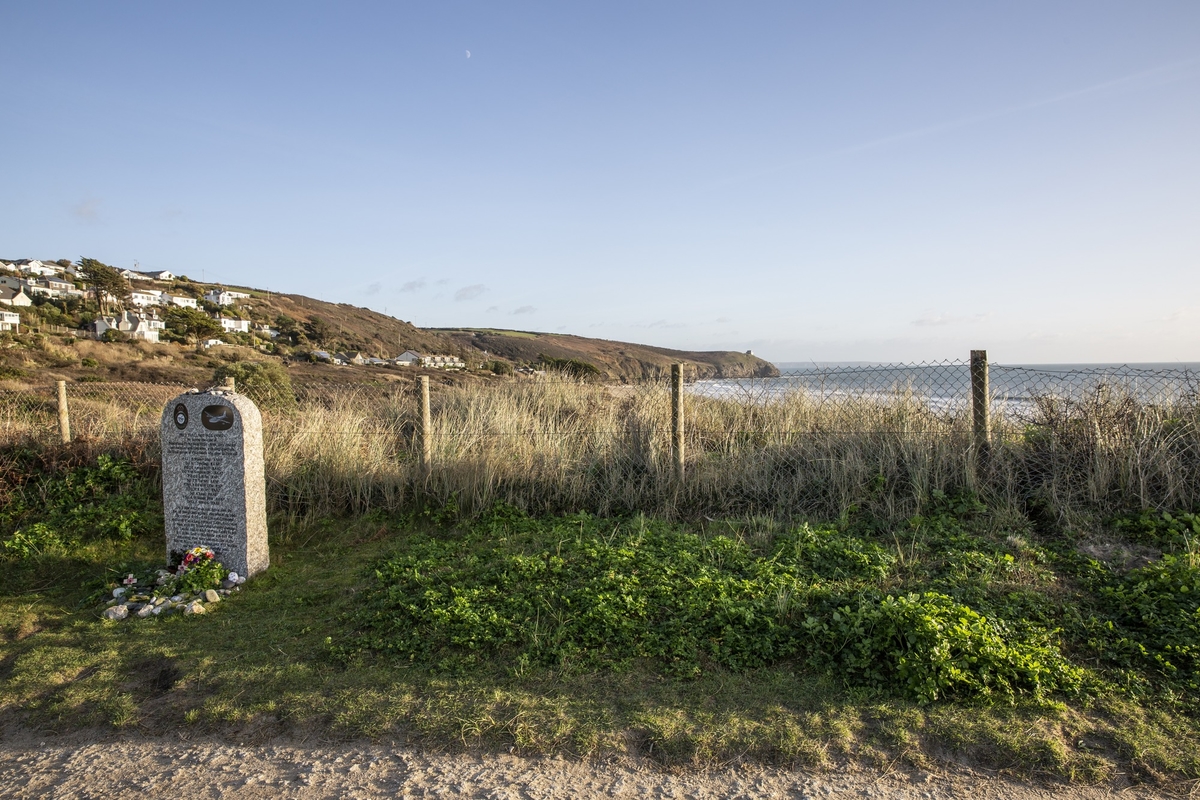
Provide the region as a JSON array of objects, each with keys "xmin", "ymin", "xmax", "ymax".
[{"xmin": 5, "ymin": 375, "xmax": 1198, "ymax": 522}]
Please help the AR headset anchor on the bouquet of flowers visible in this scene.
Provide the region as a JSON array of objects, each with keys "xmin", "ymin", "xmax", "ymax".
[{"xmin": 170, "ymin": 546, "xmax": 227, "ymax": 595}]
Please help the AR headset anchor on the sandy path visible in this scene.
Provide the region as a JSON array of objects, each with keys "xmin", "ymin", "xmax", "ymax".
[{"xmin": 0, "ymin": 735, "xmax": 1179, "ymax": 800}]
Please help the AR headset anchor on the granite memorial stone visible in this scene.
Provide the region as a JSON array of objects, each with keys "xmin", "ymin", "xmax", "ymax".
[{"xmin": 161, "ymin": 388, "xmax": 268, "ymax": 578}]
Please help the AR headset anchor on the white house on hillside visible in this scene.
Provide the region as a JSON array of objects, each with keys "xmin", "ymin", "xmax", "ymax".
[
  {"xmin": 19, "ymin": 261, "xmax": 62, "ymax": 277},
  {"xmin": 0, "ymin": 311, "xmax": 20, "ymax": 332},
  {"xmin": 204, "ymin": 288, "xmax": 251, "ymax": 306},
  {"xmin": 129, "ymin": 291, "xmax": 163, "ymax": 307},
  {"xmin": 217, "ymin": 316, "xmax": 250, "ymax": 334},
  {"xmin": 163, "ymin": 294, "xmax": 198, "ymax": 309},
  {"xmin": 88, "ymin": 311, "xmax": 162, "ymax": 343},
  {"xmin": 135, "ymin": 269, "xmax": 175, "ymax": 281},
  {"xmin": 0, "ymin": 287, "xmax": 32, "ymax": 307},
  {"xmin": 394, "ymin": 350, "xmax": 423, "ymax": 365}
]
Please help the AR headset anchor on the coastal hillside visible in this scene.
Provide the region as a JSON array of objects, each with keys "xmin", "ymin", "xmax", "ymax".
[{"xmin": 1, "ymin": 260, "xmax": 778, "ymax": 384}]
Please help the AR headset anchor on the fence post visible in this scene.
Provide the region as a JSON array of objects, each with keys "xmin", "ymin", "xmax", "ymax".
[
  {"xmin": 56, "ymin": 380, "xmax": 71, "ymax": 444},
  {"xmin": 671, "ymin": 363, "xmax": 685, "ymax": 485},
  {"xmin": 419, "ymin": 375, "xmax": 432, "ymax": 480},
  {"xmin": 970, "ymin": 350, "xmax": 990, "ymax": 467},
  {"xmin": 224, "ymin": 376, "xmax": 236, "ymax": 391}
]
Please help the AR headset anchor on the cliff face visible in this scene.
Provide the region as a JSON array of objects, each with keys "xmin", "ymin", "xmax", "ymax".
[{"xmin": 434, "ymin": 330, "xmax": 779, "ymax": 381}]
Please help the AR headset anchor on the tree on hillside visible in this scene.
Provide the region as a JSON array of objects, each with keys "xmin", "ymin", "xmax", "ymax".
[
  {"xmin": 76, "ymin": 257, "xmax": 129, "ymax": 314},
  {"xmin": 305, "ymin": 315, "xmax": 333, "ymax": 346},
  {"xmin": 166, "ymin": 306, "xmax": 223, "ymax": 351},
  {"xmin": 274, "ymin": 314, "xmax": 304, "ymax": 345}
]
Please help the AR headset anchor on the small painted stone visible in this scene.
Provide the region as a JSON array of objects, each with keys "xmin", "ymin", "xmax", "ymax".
[
  {"xmin": 220, "ymin": 579, "xmax": 237, "ymax": 590},
  {"xmin": 203, "ymin": 589, "xmax": 221, "ymax": 603},
  {"xmin": 170, "ymin": 595, "xmax": 184, "ymax": 603},
  {"xmin": 113, "ymin": 587, "xmax": 127, "ymax": 598},
  {"xmin": 183, "ymin": 601, "xmax": 205, "ymax": 615},
  {"xmin": 136, "ymin": 604, "xmax": 156, "ymax": 618},
  {"xmin": 152, "ymin": 605, "xmax": 165, "ymax": 615},
  {"xmin": 227, "ymin": 572, "xmax": 240, "ymax": 583},
  {"xmin": 102, "ymin": 605, "xmax": 129, "ymax": 621}
]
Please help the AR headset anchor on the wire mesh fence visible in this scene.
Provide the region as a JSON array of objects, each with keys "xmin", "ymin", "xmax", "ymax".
[{"xmin": 4, "ymin": 360, "xmax": 1199, "ymax": 519}]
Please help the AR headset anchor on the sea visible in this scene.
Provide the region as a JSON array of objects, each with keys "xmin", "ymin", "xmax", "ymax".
[{"xmin": 691, "ymin": 362, "xmax": 1200, "ymax": 416}]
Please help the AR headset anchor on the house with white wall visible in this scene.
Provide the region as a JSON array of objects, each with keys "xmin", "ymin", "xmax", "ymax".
[
  {"xmin": 19, "ymin": 261, "xmax": 62, "ymax": 277},
  {"xmin": 0, "ymin": 311, "xmax": 20, "ymax": 332},
  {"xmin": 162, "ymin": 294, "xmax": 198, "ymax": 309},
  {"xmin": 129, "ymin": 290, "xmax": 163, "ymax": 307},
  {"xmin": 135, "ymin": 270, "xmax": 175, "ymax": 281},
  {"xmin": 0, "ymin": 287, "xmax": 32, "ymax": 307},
  {"xmin": 204, "ymin": 288, "xmax": 251, "ymax": 306},
  {"xmin": 87, "ymin": 311, "xmax": 162, "ymax": 343},
  {"xmin": 394, "ymin": 350, "xmax": 422, "ymax": 365},
  {"xmin": 217, "ymin": 316, "xmax": 250, "ymax": 334}
]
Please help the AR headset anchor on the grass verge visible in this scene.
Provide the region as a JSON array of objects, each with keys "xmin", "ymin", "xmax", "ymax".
[{"xmin": 1, "ymin": 458, "xmax": 1199, "ymax": 788}]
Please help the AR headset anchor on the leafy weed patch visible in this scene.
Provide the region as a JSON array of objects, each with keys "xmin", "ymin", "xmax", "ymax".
[{"xmin": 343, "ymin": 506, "xmax": 1082, "ymax": 704}]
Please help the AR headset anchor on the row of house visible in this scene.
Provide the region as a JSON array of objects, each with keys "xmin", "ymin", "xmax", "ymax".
[
  {"xmin": 310, "ymin": 349, "xmax": 467, "ymax": 369},
  {"xmin": 128, "ymin": 289, "xmax": 199, "ymax": 309},
  {"xmin": 83, "ymin": 310, "xmax": 257, "ymax": 344},
  {"xmin": 0, "ymin": 270, "xmax": 86, "ymax": 302}
]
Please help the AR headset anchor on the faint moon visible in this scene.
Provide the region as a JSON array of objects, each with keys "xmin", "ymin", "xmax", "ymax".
[{"xmin": 466, "ymin": 50, "xmax": 471, "ymax": 58}]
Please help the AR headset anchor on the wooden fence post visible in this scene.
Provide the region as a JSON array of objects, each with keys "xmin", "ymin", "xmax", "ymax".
[
  {"xmin": 57, "ymin": 380, "xmax": 71, "ymax": 444},
  {"xmin": 671, "ymin": 363, "xmax": 684, "ymax": 485},
  {"xmin": 970, "ymin": 350, "xmax": 990, "ymax": 467},
  {"xmin": 224, "ymin": 376, "xmax": 236, "ymax": 391},
  {"xmin": 419, "ymin": 375, "xmax": 432, "ymax": 480}
]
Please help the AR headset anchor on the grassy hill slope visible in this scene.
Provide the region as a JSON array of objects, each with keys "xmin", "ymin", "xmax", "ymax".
[{"xmin": 10, "ymin": 274, "xmax": 778, "ymax": 383}]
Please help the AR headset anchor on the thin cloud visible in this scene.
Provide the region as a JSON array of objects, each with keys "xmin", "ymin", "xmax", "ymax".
[
  {"xmin": 400, "ymin": 279, "xmax": 426, "ymax": 293},
  {"xmin": 720, "ymin": 57, "xmax": 1200, "ymax": 186},
  {"xmin": 72, "ymin": 197, "xmax": 101, "ymax": 222},
  {"xmin": 911, "ymin": 311, "xmax": 992, "ymax": 327},
  {"xmin": 486, "ymin": 305, "xmax": 499, "ymax": 313},
  {"xmin": 365, "ymin": 282, "xmax": 382, "ymax": 295},
  {"xmin": 512, "ymin": 305, "xmax": 536, "ymax": 315},
  {"xmin": 455, "ymin": 284, "xmax": 486, "ymax": 301}
]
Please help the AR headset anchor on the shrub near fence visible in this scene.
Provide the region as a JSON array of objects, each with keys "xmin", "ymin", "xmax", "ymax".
[{"xmin": 4, "ymin": 354, "xmax": 1200, "ymax": 520}]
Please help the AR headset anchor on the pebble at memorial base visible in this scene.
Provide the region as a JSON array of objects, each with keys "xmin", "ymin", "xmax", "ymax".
[{"xmin": 160, "ymin": 387, "xmax": 268, "ymax": 578}]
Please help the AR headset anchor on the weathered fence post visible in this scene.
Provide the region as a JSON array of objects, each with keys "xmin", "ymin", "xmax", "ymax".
[
  {"xmin": 671, "ymin": 363, "xmax": 685, "ymax": 485},
  {"xmin": 418, "ymin": 375, "xmax": 432, "ymax": 480},
  {"xmin": 970, "ymin": 350, "xmax": 990, "ymax": 468},
  {"xmin": 224, "ymin": 376, "xmax": 236, "ymax": 391},
  {"xmin": 56, "ymin": 380, "xmax": 71, "ymax": 444}
]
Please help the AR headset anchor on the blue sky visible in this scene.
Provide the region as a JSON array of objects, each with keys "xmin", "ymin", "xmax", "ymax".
[{"xmin": 2, "ymin": 2, "xmax": 1198, "ymax": 363}]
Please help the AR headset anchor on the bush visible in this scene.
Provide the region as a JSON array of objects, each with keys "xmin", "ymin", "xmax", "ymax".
[
  {"xmin": 538, "ymin": 355, "xmax": 600, "ymax": 378},
  {"xmin": 212, "ymin": 359, "xmax": 296, "ymax": 411},
  {"xmin": 0, "ymin": 455, "xmax": 158, "ymax": 560}
]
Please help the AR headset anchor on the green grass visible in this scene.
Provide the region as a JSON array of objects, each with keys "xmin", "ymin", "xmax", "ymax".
[{"xmin": 2, "ymin": 456, "xmax": 1200, "ymax": 787}]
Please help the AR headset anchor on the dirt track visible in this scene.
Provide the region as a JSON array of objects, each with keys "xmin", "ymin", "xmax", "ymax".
[{"xmin": 0, "ymin": 734, "xmax": 1179, "ymax": 799}]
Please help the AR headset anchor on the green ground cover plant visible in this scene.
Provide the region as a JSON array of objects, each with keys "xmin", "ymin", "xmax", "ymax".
[
  {"xmin": 1, "ymin": 453, "xmax": 1199, "ymax": 786},
  {"xmin": 341, "ymin": 506, "xmax": 1080, "ymax": 704}
]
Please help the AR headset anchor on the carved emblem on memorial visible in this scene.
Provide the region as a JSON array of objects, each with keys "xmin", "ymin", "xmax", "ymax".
[
  {"xmin": 161, "ymin": 387, "xmax": 269, "ymax": 579},
  {"xmin": 202, "ymin": 405, "xmax": 235, "ymax": 430}
]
